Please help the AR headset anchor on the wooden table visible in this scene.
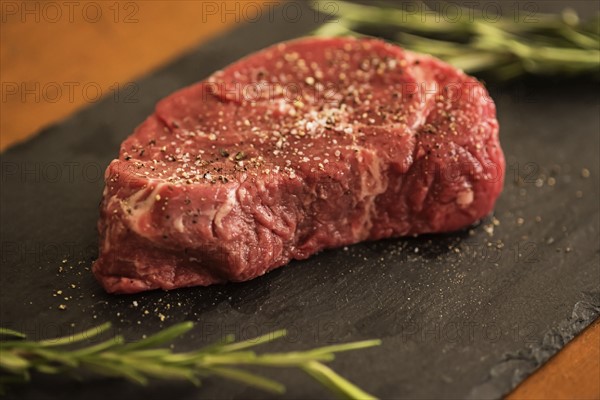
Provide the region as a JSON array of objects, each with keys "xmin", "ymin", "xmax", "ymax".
[{"xmin": 1, "ymin": 2, "xmax": 598, "ymax": 398}]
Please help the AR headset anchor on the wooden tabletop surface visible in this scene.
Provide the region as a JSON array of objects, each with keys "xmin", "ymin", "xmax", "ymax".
[{"xmin": 1, "ymin": 1, "xmax": 598, "ymax": 398}]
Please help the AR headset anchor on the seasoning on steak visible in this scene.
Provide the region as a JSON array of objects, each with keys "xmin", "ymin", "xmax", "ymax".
[{"xmin": 93, "ymin": 37, "xmax": 505, "ymax": 294}]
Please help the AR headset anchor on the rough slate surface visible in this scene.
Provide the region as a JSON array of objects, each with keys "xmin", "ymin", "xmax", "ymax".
[{"xmin": 1, "ymin": 1, "xmax": 599, "ymax": 399}]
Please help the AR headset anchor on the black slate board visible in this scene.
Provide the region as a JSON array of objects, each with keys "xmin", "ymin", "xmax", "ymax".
[{"xmin": 1, "ymin": 1, "xmax": 599, "ymax": 399}]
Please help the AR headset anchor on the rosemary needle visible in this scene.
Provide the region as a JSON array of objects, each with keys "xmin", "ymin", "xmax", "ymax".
[
  {"xmin": 311, "ymin": 0, "xmax": 600, "ymax": 80},
  {"xmin": 0, "ymin": 322, "xmax": 381, "ymax": 399}
]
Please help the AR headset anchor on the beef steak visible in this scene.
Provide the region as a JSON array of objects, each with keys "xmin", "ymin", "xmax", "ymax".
[{"xmin": 93, "ymin": 37, "xmax": 505, "ymax": 293}]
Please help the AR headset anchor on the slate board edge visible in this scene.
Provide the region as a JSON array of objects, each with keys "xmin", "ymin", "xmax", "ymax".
[{"xmin": 469, "ymin": 291, "xmax": 600, "ymax": 399}]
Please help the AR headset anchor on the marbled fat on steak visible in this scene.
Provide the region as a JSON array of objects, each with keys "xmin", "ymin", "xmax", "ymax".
[{"xmin": 93, "ymin": 37, "xmax": 505, "ymax": 293}]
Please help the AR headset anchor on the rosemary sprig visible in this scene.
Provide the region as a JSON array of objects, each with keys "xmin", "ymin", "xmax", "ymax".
[
  {"xmin": 311, "ymin": 0, "xmax": 600, "ymax": 80},
  {"xmin": 0, "ymin": 322, "xmax": 380, "ymax": 399}
]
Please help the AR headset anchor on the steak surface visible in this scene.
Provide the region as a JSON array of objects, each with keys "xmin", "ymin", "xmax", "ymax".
[{"xmin": 93, "ymin": 37, "xmax": 505, "ymax": 294}]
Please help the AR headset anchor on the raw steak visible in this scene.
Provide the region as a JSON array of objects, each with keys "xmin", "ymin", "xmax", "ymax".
[{"xmin": 93, "ymin": 37, "xmax": 505, "ymax": 293}]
